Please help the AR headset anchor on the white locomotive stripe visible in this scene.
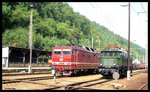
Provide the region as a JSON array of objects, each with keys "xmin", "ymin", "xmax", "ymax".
[{"xmin": 52, "ymin": 62, "xmax": 99, "ymax": 65}]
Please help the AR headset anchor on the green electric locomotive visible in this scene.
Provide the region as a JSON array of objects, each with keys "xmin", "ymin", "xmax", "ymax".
[{"xmin": 98, "ymin": 45, "xmax": 133, "ymax": 79}]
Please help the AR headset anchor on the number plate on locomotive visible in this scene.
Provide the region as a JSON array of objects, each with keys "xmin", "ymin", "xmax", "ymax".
[{"xmin": 58, "ymin": 62, "xmax": 64, "ymax": 65}]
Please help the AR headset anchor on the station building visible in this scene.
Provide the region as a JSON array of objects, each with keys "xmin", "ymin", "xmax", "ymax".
[{"xmin": 2, "ymin": 45, "xmax": 52, "ymax": 68}]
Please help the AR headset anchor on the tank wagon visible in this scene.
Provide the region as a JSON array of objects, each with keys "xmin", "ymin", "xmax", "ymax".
[
  {"xmin": 51, "ymin": 46, "xmax": 100, "ymax": 76},
  {"xmin": 132, "ymin": 59, "xmax": 140, "ymax": 70},
  {"xmin": 140, "ymin": 63, "xmax": 146, "ymax": 69},
  {"xmin": 98, "ymin": 45, "xmax": 133, "ymax": 79}
]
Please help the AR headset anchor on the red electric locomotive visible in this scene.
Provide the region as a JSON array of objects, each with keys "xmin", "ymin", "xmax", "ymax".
[{"xmin": 51, "ymin": 46, "xmax": 100, "ymax": 76}]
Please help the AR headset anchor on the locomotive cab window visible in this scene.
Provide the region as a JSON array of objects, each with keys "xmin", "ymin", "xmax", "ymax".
[
  {"xmin": 114, "ymin": 52, "xmax": 118, "ymax": 56},
  {"xmin": 54, "ymin": 49, "xmax": 61, "ymax": 54},
  {"xmin": 104, "ymin": 52, "xmax": 107, "ymax": 56},
  {"xmin": 63, "ymin": 49, "xmax": 71, "ymax": 55},
  {"xmin": 109, "ymin": 52, "xmax": 112, "ymax": 56}
]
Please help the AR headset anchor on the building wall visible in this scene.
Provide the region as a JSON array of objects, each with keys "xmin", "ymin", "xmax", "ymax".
[
  {"xmin": 2, "ymin": 46, "xmax": 9, "ymax": 68},
  {"xmin": 2, "ymin": 45, "xmax": 52, "ymax": 67}
]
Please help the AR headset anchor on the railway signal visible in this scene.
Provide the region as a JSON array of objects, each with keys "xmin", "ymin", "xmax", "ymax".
[{"xmin": 52, "ymin": 67, "xmax": 56, "ymax": 84}]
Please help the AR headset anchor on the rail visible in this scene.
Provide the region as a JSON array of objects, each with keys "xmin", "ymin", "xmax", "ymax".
[{"xmin": 139, "ymin": 82, "xmax": 148, "ymax": 90}]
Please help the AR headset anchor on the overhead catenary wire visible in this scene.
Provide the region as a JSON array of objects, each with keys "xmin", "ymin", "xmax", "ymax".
[
  {"xmin": 90, "ymin": 3, "xmax": 121, "ymax": 43},
  {"xmin": 67, "ymin": 2, "xmax": 147, "ymax": 48},
  {"xmin": 94, "ymin": 3, "xmax": 121, "ymax": 33},
  {"xmin": 130, "ymin": 3, "xmax": 147, "ymax": 27},
  {"xmin": 90, "ymin": 3, "xmax": 120, "ymax": 34},
  {"xmin": 140, "ymin": 2, "xmax": 147, "ymax": 14}
]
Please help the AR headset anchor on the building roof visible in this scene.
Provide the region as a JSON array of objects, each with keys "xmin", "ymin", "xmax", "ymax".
[{"xmin": 2, "ymin": 45, "xmax": 51, "ymax": 53}]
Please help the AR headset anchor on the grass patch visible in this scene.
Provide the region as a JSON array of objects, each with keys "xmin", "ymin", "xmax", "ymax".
[
  {"xmin": 47, "ymin": 84, "xmax": 50, "ymax": 87},
  {"xmin": 134, "ymin": 77, "xmax": 140, "ymax": 80},
  {"xmin": 23, "ymin": 87, "xmax": 28, "ymax": 90},
  {"xmin": 108, "ymin": 83, "xmax": 113, "ymax": 87}
]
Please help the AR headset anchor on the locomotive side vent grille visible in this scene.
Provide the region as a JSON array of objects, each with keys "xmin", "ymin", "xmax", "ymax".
[{"xmin": 103, "ymin": 59, "xmax": 114, "ymax": 67}]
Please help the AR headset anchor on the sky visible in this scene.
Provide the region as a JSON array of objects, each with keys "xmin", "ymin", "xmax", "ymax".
[{"xmin": 67, "ymin": 2, "xmax": 148, "ymax": 49}]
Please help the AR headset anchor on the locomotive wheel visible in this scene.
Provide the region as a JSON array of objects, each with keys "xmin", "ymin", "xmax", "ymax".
[{"xmin": 112, "ymin": 72, "xmax": 120, "ymax": 80}]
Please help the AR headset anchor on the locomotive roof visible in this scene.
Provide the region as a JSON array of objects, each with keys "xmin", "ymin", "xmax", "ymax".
[
  {"xmin": 103, "ymin": 45, "xmax": 127, "ymax": 52},
  {"xmin": 101, "ymin": 48, "xmax": 126, "ymax": 52},
  {"xmin": 101, "ymin": 48, "xmax": 133, "ymax": 55},
  {"xmin": 53, "ymin": 46, "xmax": 98, "ymax": 53}
]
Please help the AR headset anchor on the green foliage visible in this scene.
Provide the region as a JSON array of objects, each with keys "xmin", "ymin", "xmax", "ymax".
[
  {"xmin": 2, "ymin": 2, "xmax": 12, "ymax": 32},
  {"xmin": 38, "ymin": 55, "xmax": 47, "ymax": 63},
  {"xmin": 2, "ymin": 27, "xmax": 29, "ymax": 48},
  {"xmin": 56, "ymin": 22, "xmax": 72, "ymax": 38},
  {"xmin": 10, "ymin": 5, "xmax": 30, "ymax": 27},
  {"xmin": 2, "ymin": 2, "xmax": 146, "ymax": 60},
  {"xmin": 34, "ymin": 18, "xmax": 56, "ymax": 38}
]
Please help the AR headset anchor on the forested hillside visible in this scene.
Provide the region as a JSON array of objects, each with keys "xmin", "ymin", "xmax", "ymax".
[{"xmin": 2, "ymin": 2, "xmax": 145, "ymax": 61}]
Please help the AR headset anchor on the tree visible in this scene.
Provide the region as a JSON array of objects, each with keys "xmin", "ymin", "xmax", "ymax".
[
  {"xmin": 2, "ymin": 27, "xmax": 29, "ymax": 48},
  {"xmin": 2, "ymin": 2, "xmax": 145, "ymax": 57},
  {"xmin": 2, "ymin": 2, "xmax": 12, "ymax": 32}
]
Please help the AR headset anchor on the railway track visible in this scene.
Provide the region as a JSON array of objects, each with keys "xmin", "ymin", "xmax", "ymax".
[
  {"xmin": 2, "ymin": 72, "xmax": 52, "ymax": 76},
  {"xmin": 2, "ymin": 75, "xmax": 65, "ymax": 84},
  {"xmin": 42, "ymin": 76, "xmax": 112, "ymax": 90},
  {"xmin": 3, "ymin": 69, "xmax": 144, "ymax": 76},
  {"xmin": 139, "ymin": 82, "xmax": 148, "ymax": 90},
  {"xmin": 3, "ymin": 76, "xmax": 52, "ymax": 84},
  {"xmin": 48, "ymin": 70, "xmax": 147, "ymax": 90},
  {"xmin": 2, "ymin": 69, "xmax": 145, "ymax": 89},
  {"xmin": 62, "ymin": 77, "xmax": 112, "ymax": 90},
  {"xmin": 2, "ymin": 73, "xmax": 97, "ymax": 85}
]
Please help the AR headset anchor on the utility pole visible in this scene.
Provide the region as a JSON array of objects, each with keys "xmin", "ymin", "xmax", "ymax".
[
  {"xmin": 99, "ymin": 40, "xmax": 100, "ymax": 51},
  {"xmin": 121, "ymin": 2, "xmax": 131, "ymax": 80},
  {"xmin": 28, "ymin": 5, "xmax": 34, "ymax": 73},
  {"xmin": 91, "ymin": 37, "xmax": 93, "ymax": 48},
  {"xmin": 96, "ymin": 40, "xmax": 102, "ymax": 51},
  {"xmin": 143, "ymin": 55, "xmax": 145, "ymax": 63},
  {"xmin": 137, "ymin": 53, "xmax": 138, "ymax": 60},
  {"xmin": 127, "ymin": 2, "xmax": 131, "ymax": 81}
]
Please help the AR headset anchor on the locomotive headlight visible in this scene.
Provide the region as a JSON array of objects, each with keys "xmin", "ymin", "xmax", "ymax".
[
  {"xmin": 100, "ymin": 64, "xmax": 102, "ymax": 66},
  {"xmin": 113, "ymin": 64, "xmax": 116, "ymax": 66}
]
